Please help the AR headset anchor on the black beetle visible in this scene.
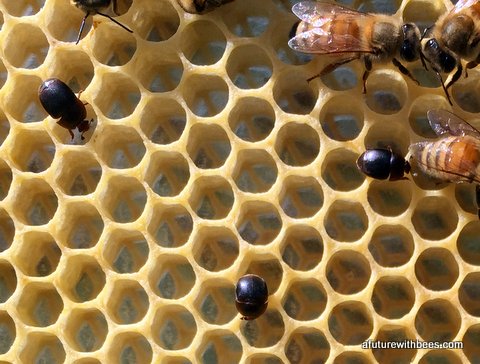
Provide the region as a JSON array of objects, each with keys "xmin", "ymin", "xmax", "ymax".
[
  {"xmin": 38, "ymin": 78, "xmax": 92, "ymax": 140},
  {"xmin": 72, "ymin": 0, "xmax": 133, "ymax": 44},
  {"xmin": 235, "ymin": 274, "xmax": 268, "ymax": 320},
  {"xmin": 357, "ymin": 148, "xmax": 411, "ymax": 181}
]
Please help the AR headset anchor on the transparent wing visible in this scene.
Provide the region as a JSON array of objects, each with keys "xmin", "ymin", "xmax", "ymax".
[
  {"xmin": 452, "ymin": 0, "xmax": 479, "ymax": 14},
  {"xmin": 427, "ymin": 109, "xmax": 480, "ymax": 138},
  {"xmin": 292, "ymin": 1, "xmax": 363, "ymax": 24}
]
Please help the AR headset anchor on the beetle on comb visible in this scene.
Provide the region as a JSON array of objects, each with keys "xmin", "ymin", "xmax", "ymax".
[{"xmin": 72, "ymin": 0, "xmax": 133, "ymax": 44}]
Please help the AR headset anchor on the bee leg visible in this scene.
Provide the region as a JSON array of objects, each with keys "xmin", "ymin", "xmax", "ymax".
[
  {"xmin": 476, "ymin": 185, "xmax": 480, "ymax": 219},
  {"xmin": 391, "ymin": 58, "xmax": 419, "ymax": 85},
  {"xmin": 433, "ymin": 70, "xmax": 453, "ymax": 106},
  {"xmin": 362, "ymin": 58, "xmax": 373, "ymax": 94},
  {"xmin": 445, "ymin": 63, "xmax": 463, "ymax": 90},
  {"xmin": 76, "ymin": 11, "xmax": 90, "ymax": 45},
  {"xmin": 464, "ymin": 60, "xmax": 478, "ymax": 78},
  {"xmin": 307, "ymin": 56, "xmax": 359, "ymax": 83},
  {"xmin": 96, "ymin": 12, "xmax": 133, "ymax": 33}
]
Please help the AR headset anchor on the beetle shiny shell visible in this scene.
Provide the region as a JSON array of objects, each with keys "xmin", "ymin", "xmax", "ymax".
[
  {"xmin": 357, "ymin": 148, "xmax": 410, "ymax": 181},
  {"xmin": 235, "ymin": 274, "xmax": 268, "ymax": 320},
  {"xmin": 38, "ymin": 78, "xmax": 91, "ymax": 140}
]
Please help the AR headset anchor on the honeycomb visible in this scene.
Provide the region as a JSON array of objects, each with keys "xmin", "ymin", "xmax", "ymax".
[{"xmin": 0, "ymin": 0, "xmax": 478, "ymax": 362}]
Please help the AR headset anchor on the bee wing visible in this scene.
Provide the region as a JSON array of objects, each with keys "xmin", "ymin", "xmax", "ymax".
[
  {"xmin": 452, "ymin": 0, "xmax": 479, "ymax": 14},
  {"xmin": 427, "ymin": 109, "xmax": 480, "ymax": 138},
  {"xmin": 289, "ymin": 2, "xmax": 374, "ymax": 54}
]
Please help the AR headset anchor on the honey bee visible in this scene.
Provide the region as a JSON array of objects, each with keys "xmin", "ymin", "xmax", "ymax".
[
  {"xmin": 288, "ymin": 1, "xmax": 426, "ymax": 92},
  {"xmin": 72, "ymin": 0, "xmax": 133, "ymax": 44},
  {"xmin": 409, "ymin": 109, "xmax": 480, "ymax": 217},
  {"xmin": 422, "ymin": 0, "xmax": 480, "ymax": 104},
  {"xmin": 175, "ymin": 0, "xmax": 234, "ymax": 14}
]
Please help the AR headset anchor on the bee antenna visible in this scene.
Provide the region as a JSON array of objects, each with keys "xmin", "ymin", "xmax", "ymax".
[
  {"xmin": 76, "ymin": 12, "xmax": 90, "ymax": 45},
  {"xmin": 96, "ymin": 12, "xmax": 133, "ymax": 33},
  {"xmin": 420, "ymin": 25, "xmax": 434, "ymax": 41},
  {"xmin": 419, "ymin": 50, "xmax": 428, "ymax": 71}
]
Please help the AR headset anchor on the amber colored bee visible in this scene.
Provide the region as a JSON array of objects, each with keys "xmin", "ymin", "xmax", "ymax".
[
  {"xmin": 288, "ymin": 1, "xmax": 425, "ymax": 92},
  {"xmin": 71, "ymin": 0, "xmax": 133, "ymax": 44},
  {"xmin": 175, "ymin": 0, "xmax": 234, "ymax": 14},
  {"xmin": 422, "ymin": 0, "xmax": 480, "ymax": 105},
  {"xmin": 410, "ymin": 109, "xmax": 480, "ymax": 217}
]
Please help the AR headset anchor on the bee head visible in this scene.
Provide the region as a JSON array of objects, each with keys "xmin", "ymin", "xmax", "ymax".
[
  {"xmin": 400, "ymin": 23, "xmax": 421, "ymax": 62},
  {"xmin": 423, "ymin": 38, "xmax": 457, "ymax": 73}
]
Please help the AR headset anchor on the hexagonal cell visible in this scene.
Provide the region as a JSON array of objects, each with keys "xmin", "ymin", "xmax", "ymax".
[
  {"xmin": 358, "ymin": 0, "xmax": 401, "ymax": 12},
  {"xmin": 320, "ymin": 65, "xmax": 358, "ymax": 91},
  {"xmin": 285, "ymin": 328, "xmax": 330, "ymax": 364},
  {"xmin": 16, "ymin": 282, "xmax": 63, "ymax": 327},
  {"xmin": 367, "ymin": 180, "xmax": 412, "ymax": 217},
  {"xmin": 415, "ymin": 299, "xmax": 461, "ymax": 341},
  {"xmin": 46, "ymin": 49, "xmax": 94, "ymax": 92},
  {"xmin": 459, "ymin": 273, "xmax": 480, "ymax": 317},
  {"xmin": 409, "ymin": 95, "xmax": 450, "ymax": 138},
  {"xmin": 0, "ymin": 261, "xmax": 16, "ymax": 303},
  {"xmin": 244, "ymin": 257, "xmax": 283, "ymax": 294},
  {"xmin": 106, "ymin": 280, "xmax": 149, "ymax": 325},
  {"xmin": 133, "ymin": 0, "xmax": 179, "ymax": 41},
  {"xmin": 194, "ymin": 279, "xmax": 236, "ymax": 325},
  {"xmin": 333, "ymin": 351, "xmax": 370, "ymax": 364},
  {"xmin": 365, "ymin": 70, "xmax": 408, "ymax": 115},
  {"xmin": 3, "ymin": 0, "xmax": 43, "ymax": 16},
  {"xmin": 14, "ymin": 231, "xmax": 60, "ymax": 277},
  {"xmin": 44, "ymin": 0, "xmax": 89, "ymax": 42},
  {"xmin": 57, "ymin": 201, "xmax": 104, "ymax": 249},
  {"xmin": 181, "ymin": 20, "xmax": 226, "ymax": 65},
  {"xmin": 275, "ymin": 123, "xmax": 319, "ymax": 167},
  {"xmin": 100, "ymin": 175, "xmax": 147, "ymax": 223},
  {"xmin": 3, "ymin": 23, "xmax": 48, "ymax": 68},
  {"xmin": 452, "ymin": 71, "xmax": 480, "ymax": 113},
  {"xmin": 147, "ymin": 204, "xmax": 193, "ymax": 248},
  {"xmin": 280, "ymin": 225, "xmax": 323, "ymax": 271},
  {"xmin": 65, "ymin": 308, "xmax": 108, "ymax": 352},
  {"xmin": 0, "ymin": 209, "xmax": 14, "ymax": 252},
  {"xmin": 372, "ymin": 326, "xmax": 416, "ymax": 364},
  {"xmin": 463, "ymin": 324, "xmax": 480, "ymax": 362},
  {"xmin": 458, "ymin": 221, "xmax": 480, "ymax": 266},
  {"xmin": 183, "ymin": 75, "xmax": 229, "ymax": 117},
  {"xmin": 139, "ymin": 97, "xmax": 186, "ymax": 144},
  {"xmin": 364, "ymin": 118, "xmax": 410, "ymax": 154},
  {"xmin": 152, "ymin": 305, "xmax": 197, "ymax": 350},
  {"xmin": 193, "ymin": 226, "xmax": 239, "ymax": 272},
  {"xmin": 136, "ymin": 52, "xmax": 183, "ymax": 92},
  {"xmin": 280, "ymin": 175, "xmax": 323, "ymax": 218},
  {"xmin": 91, "ymin": 24, "xmax": 136, "ymax": 66},
  {"xmin": 328, "ymin": 301, "xmax": 373, "ymax": 345},
  {"xmin": 145, "ymin": 151, "xmax": 190, "ymax": 197},
  {"xmin": 103, "ymin": 229, "xmax": 149, "ymax": 274},
  {"xmin": 240, "ymin": 309, "xmax": 284, "ymax": 348},
  {"xmin": 195, "ymin": 330, "xmax": 242, "ymax": 364},
  {"xmin": 93, "ymin": 73, "xmax": 140, "ymax": 119},
  {"xmin": 321, "ymin": 148, "xmax": 364, "ymax": 191},
  {"xmin": 226, "ymin": 45, "xmax": 272, "ymax": 89},
  {"xmin": 161, "ymin": 357, "xmax": 192, "ymax": 364},
  {"xmin": 189, "ymin": 176, "xmax": 234, "ymax": 220},
  {"xmin": 455, "ymin": 183, "xmax": 479, "ymax": 217},
  {"xmin": 319, "ymin": 96, "xmax": 364, "ymax": 141},
  {"xmin": 13, "ymin": 178, "xmax": 58, "ymax": 226},
  {"xmin": 418, "ymin": 350, "xmax": 462, "ymax": 364},
  {"xmin": 186, "ymin": 124, "xmax": 231, "ymax": 169},
  {"xmin": 222, "ymin": 0, "xmax": 269, "ymax": 37},
  {"xmin": 10, "ymin": 129, "xmax": 55, "ymax": 173},
  {"xmin": 324, "ymin": 200, "xmax": 368, "ymax": 242},
  {"xmin": 0, "ymin": 311, "xmax": 15, "ymax": 355},
  {"xmin": 415, "ymin": 248, "xmax": 459, "ymax": 291},
  {"xmin": 106, "ymin": 332, "xmax": 153, "ymax": 363},
  {"xmin": 236, "ymin": 201, "xmax": 282, "ymax": 245},
  {"xmin": 58, "ymin": 255, "xmax": 106, "ymax": 303},
  {"xmin": 369, "ymin": 224, "xmax": 414, "ymax": 267},
  {"xmin": 246, "ymin": 354, "xmax": 283, "ymax": 364},
  {"xmin": 273, "ymin": 70, "xmax": 317, "ymax": 114},
  {"xmin": 326, "ymin": 250, "xmax": 371, "ymax": 294},
  {"xmin": 282, "ymin": 278, "xmax": 327, "ymax": 321},
  {"xmin": 4, "ymin": 75, "xmax": 46, "ymax": 123},
  {"xmin": 95, "ymin": 125, "xmax": 146, "ymax": 169},
  {"xmin": 371, "ymin": 276, "xmax": 415, "ymax": 319},
  {"xmin": 19, "ymin": 333, "xmax": 65, "ymax": 363},
  {"xmin": 232, "ymin": 149, "xmax": 277, "ymax": 193},
  {"xmin": 228, "ymin": 97, "xmax": 275, "ymax": 142},
  {"xmin": 55, "ymin": 150, "xmax": 101, "ymax": 196},
  {"xmin": 149, "ymin": 254, "xmax": 195, "ymax": 300},
  {"xmin": 412, "ymin": 196, "xmax": 458, "ymax": 241}
]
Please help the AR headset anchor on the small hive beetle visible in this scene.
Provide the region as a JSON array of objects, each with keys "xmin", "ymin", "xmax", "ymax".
[
  {"xmin": 357, "ymin": 148, "xmax": 411, "ymax": 181},
  {"xmin": 175, "ymin": 0, "xmax": 234, "ymax": 14},
  {"xmin": 71, "ymin": 0, "xmax": 133, "ymax": 44},
  {"xmin": 38, "ymin": 78, "xmax": 92, "ymax": 140},
  {"xmin": 235, "ymin": 274, "xmax": 268, "ymax": 320}
]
